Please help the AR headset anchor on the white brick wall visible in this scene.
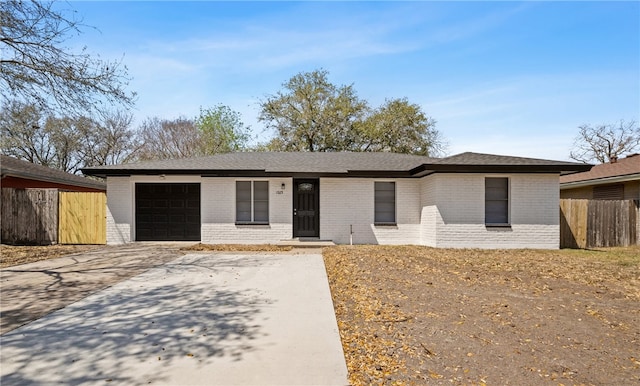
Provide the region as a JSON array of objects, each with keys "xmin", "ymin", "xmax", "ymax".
[
  {"xmin": 201, "ymin": 177, "xmax": 292, "ymax": 244},
  {"xmin": 106, "ymin": 177, "xmax": 132, "ymax": 244},
  {"xmin": 320, "ymin": 178, "xmax": 421, "ymax": 244},
  {"xmin": 105, "ymin": 172, "xmax": 560, "ymax": 248},
  {"xmin": 419, "ymin": 176, "xmax": 437, "ymax": 246},
  {"xmin": 425, "ymin": 173, "xmax": 560, "ymax": 249}
]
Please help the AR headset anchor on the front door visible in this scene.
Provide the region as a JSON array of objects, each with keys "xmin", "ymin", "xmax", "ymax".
[{"xmin": 293, "ymin": 179, "xmax": 319, "ymax": 238}]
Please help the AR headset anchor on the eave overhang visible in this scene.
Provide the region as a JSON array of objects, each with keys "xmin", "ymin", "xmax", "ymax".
[
  {"xmin": 83, "ymin": 168, "xmax": 414, "ymax": 179},
  {"xmin": 83, "ymin": 162, "xmax": 593, "ymax": 179},
  {"xmin": 2, "ymin": 170, "xmax": 106, "ymax": 190},
  {"xmin": 409, "ymin": 163, "xmax": 592, "ymax": 177},
  {"xmin": 560, "ymin": 173, "xmax": 640, "ymax": 190}
]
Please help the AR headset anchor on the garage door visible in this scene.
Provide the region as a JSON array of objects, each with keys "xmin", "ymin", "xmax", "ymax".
[{"xmin": 135, "ymin": 183, "xmax": 201, "ymax": 241}]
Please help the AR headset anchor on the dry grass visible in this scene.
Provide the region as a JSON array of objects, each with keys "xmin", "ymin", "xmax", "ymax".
[
  {"xmin": 324, "ymin": 245, "xmax": 640, "ymax": 385},
  {"xmin": 0, "ymin": 243, "xmax": 294, "ymax": 269},
  {"xmin": 0, "ymin": 244, "xmax": 103, "ymax": 268},
  {"xmin": 181, "ymin": 243, "xmax": 293, "ymax": 252}
]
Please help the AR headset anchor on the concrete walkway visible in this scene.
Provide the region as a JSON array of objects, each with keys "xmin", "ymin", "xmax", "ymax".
[{"xmin": 0, "ymin": 252, "xmax": 348, "ymax": 385}]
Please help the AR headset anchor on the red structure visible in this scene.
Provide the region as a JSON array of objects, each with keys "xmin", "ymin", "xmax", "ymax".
[{"xmin": 1, "ymin": 155, "xmax": 105, "ymax": 192}]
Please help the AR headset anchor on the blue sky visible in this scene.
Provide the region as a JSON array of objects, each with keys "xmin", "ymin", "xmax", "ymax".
[{"xmin": 63, "ymin": 1, "xmax": 638, "ymax": 161}]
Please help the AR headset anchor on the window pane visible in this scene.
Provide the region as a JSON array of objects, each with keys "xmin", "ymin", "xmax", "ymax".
[
  {"xmin": 254, "ymin": 182, "xmax": 269, "ymax": 222},
  {"xmin": 236, "ymin": 181, "xmax": 251, "ymax": 222},
  {"xmin": 298, "ymin": 183, "xmax": 313, "ymax": 192},
  {"xmin": 375, "ymin": 182, "xmax": 396, "ymax": 223},
  {"xmin": 485, "ymin": 178, "xmax": 508, "ymax": 200},
  {"xmin": 237, "ymin": 181, "xmax": 269, "ymax": 223},
  {"xmin": 254, "ymin": 201, "xmax": 269, "ymax": 222},
  {"xmin": 485, "ymin": 201, "xmax": 508, "ymax": 223},
  {"xmin": 236, "ymin": 202, "xmax": 252, "ymax": 222},
  {"xmin": 254, "ymin": 181, "xmax": 269, "ymax": 200},
  {"xmin": 485, "ymin": 178, "xmax": 508, "ymax": 224},
  {"xmin": 236, "ymin": 181, "xmax": 251, "ymax": 200}
]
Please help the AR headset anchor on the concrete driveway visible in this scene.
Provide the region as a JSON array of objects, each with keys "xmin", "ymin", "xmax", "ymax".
[
  {"xmin": 0, "ymin": 250, "xmax": 348, "ymax": 385},
  {"xmin": 1, "ymin": 243, "xmax": 185, "ymax": 334}
]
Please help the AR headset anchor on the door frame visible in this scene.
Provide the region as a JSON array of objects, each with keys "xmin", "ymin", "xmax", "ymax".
[{"xmin": 292, "ymin": 178, "xmax": 320, "ymax": 238}]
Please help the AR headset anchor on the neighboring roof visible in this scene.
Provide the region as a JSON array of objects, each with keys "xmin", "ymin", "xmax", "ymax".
[
  {"xmin": 560, "ymin": 153, "xmax": 640, "ymax": 189},
  {"xmin": 1, "ymin": 155, "xmax": 106, "ymax": 191},
  {"xmin": 82, "ymin": 151, "xmax": 591, "ymax": 178}
]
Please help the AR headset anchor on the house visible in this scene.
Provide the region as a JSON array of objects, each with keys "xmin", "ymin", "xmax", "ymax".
[
  {"xmin": 560, "ymin": 154, "xmax": 640, "ymax": 200},
  {"xmin": 82, "ymin": 152, "xmax": 590, "ymax": 249},
  {"xmin": 1, "ymin": 155, "xmax": 106, "ymax": 192}
]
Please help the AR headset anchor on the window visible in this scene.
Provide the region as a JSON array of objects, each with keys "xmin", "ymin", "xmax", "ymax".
[
  {"xmin": 375, "ymin": 182, "xmax": 396, "ymax": 224},
  {"xmin": 236, "ymin": 181, "xmax": 269, "ymax": 224},
  {"xmin": 485, "ymin": 177, "xmax": 509, "ymax": 225},
  {"xmin": 593, "ymin": 184, "xmax": 624, "ymax": 200}
]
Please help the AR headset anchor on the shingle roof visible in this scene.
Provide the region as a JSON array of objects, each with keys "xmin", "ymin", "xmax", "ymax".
[
  {"xmin": 559, "ymin": 154, "xmax": 640, "ymax": 185},
  {"xmin": 435, "ymin": 152, "xmax": 583, "ymax": 166},
  {"xmin": 82, "ymin": 151, "xmax": 590, "ymax": 178},
  {"xmin": 83, "ymin": 152, "xmax": 434, "ymax": 173},
  {"xmin": 1, "ymin": 155, "xmax": 106, "ymax": 190}
]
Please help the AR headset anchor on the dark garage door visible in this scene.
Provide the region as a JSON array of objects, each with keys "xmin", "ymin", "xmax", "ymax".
[{"xmin": 135, "ymin": 183, "xmax": 201, "ymax": 241}]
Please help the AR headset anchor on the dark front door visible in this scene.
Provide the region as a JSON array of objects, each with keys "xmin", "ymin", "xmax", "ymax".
[
  {"xmin": 135, "ymin": 183, "xmax": 201, "ymax": 241},
  {"xmin": 293, "ymin": 179, "xmax": 319, "ymax": 238}
]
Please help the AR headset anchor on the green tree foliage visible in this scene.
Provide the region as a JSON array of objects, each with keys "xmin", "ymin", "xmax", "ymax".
[
  {"xmin": 258, "ymin": 69, "xmax": 445, "ymax": 155},
  {"xmin": 0, "ymin": 0, "xmax": 135, "ymax": 115},
  {"xmin": 570, "ymin": 120, "xmax": 640, "ymax": 163},
  {"xmin": 0, "ymin": 101, "xmax": 138, "ymax": 173},
  {"xmin": 360, "ymin": 98, "xmax": 444, "ymax": 156},
  {"xmin": 196, "ymin": 105, "xmax": 251, "ymax": 154},
  {"xmin": 259, "ymin": 69, "xmax": 367, "ymax": 152}
]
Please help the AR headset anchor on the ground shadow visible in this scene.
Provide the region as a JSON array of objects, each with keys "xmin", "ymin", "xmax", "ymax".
[{"xmin": 1, "ymin": 254, "xmax": 274, "ymax": 385}]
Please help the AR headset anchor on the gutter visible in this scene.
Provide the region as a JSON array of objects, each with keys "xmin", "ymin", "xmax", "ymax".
[{"xmin": 560, "ymin": 173, "xmax": 640, "ymax": 190}]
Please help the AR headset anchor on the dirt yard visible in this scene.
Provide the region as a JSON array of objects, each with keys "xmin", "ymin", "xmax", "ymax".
[
  {"xmin": 0, "ymin": 244, "xmax": 103, "ymax": 268},
  {"xmin": 0, "ymin": 243, "xmax": 295, "ymax": 269},
  {"xmin": 324, "ymin": 246, "xmax": 640, "ymax": 385}
]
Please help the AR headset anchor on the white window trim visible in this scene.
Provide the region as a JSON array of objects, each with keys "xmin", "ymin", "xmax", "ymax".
[
  {"xmin": 374, "ymin": 180, "xmax": 397, "ymax": 225},
  {"xmin": 485, "ymin": 176, "xmax": 511, "ymax": 227},
  {"xmin": 235, "ymin": 180, "xmax": 269, "ymax": 225}
]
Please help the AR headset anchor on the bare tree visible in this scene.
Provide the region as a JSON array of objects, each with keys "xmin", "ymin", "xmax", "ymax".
[
  {"xmin": 0, "ymin": 101, "xmax": 55, "ymax": 165},
  {"xmin": 1, "ymin": 102, "xmax": 139, "ymax": 173},
  {"xmin": 43, "ymin": 114, "xmax": 89, "ymax": 172},
  {"xmin": 570, "ymin": 120, "xmax": 640, "ymax": 164},
  {"xmin": 135, "ymin": 117, "xmax": 203, "ymax": 160},
  {"xmin": 0, "ymin": 0, "xmax": 135, "ymax": 115},
  {"xmin": 81, "ymin": 110, "xmax": 139, "ymax": 167}
]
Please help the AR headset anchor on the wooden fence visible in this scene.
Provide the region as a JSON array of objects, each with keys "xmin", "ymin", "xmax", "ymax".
[
  {"xmin": 1, "ymin": 188, "xmax": 59, "ymax": 245},
  {"xmin": 560, "ymin": 199, "xmax": 639, "ymax": 248},
  {"xmin": 59, "ymin": 191, "xmax": 106, "ymax": 244},
  {"xmin": 1, "ymin": 188, "xmax": 106, "ymax": 245}
]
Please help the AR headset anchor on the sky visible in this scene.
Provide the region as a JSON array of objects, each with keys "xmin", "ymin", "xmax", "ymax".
[{"xmin": 61, "ymin": 1, "xmax": 639, "ymax": 161}]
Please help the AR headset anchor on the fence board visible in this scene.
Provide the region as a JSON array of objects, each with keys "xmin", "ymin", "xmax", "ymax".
[
  {"xmin": 58, "ymin": 192, "xmax": 106, "ymax": 244},
  {"xmin": 1, "ymin": 188, "xmax": 58, "ymax": 245},
  {"xmin": 560, "ymin": 199, "xmax": 639, "ymax": 248}
]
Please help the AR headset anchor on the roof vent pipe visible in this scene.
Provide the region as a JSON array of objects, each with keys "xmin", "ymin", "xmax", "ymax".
[{"xmin": 610, "ymin": 156, "xmax": 618, "ymax": 163}]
